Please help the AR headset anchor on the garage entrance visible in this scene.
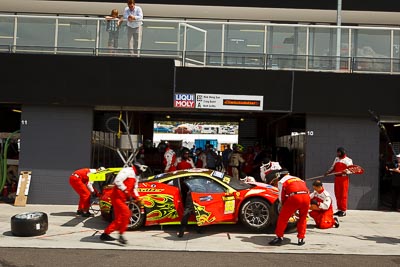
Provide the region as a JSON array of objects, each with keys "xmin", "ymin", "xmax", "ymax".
[{"xmin": 91, "ymin": 110, "xmax": 306, "ymax": 180}]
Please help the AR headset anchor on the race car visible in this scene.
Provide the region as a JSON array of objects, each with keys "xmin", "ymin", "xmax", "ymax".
[{"xmin": 94, "ymin": 168, "xmax": 286, "ymax": 232}]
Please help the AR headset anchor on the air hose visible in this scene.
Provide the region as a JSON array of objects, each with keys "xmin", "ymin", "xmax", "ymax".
[
  {"xmin": 105, "ymin": 115, "xmax": 135, "ymax": 154},
  {"xmin": 0, "ymin": 130, "xmax": 20, "ymax": 193}
]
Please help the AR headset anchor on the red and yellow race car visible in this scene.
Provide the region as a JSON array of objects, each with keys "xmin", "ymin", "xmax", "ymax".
[{"xmin": 95, "ymin": 168, "xmax": 284, "ymax": 232}]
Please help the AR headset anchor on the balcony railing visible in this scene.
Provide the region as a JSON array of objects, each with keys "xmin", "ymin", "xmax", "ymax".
[{"xmin": 1, "ymin": 13, "xmax": 400, "ymax": 74}]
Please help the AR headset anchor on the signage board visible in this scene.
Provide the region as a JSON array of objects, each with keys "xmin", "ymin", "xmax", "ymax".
[{"xmin": 195, "ymin": 93, "xmax": 263, "ymax": 111}]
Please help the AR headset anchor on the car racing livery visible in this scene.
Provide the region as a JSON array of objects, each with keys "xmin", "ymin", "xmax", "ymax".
[{"xmin": 92, "ymin": 168, "xmax": 283, "ymax": 231}]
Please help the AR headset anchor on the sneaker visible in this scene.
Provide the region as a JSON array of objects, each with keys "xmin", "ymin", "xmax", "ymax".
[
  {"xmin": 118, "ymin": 234, "xmax": 128, "ymax": 245},
  {"xmin": 81, "ymin": 212, "xmax": 93, "ymax": 217},
  {"xmin": 177, "ymin": 228, "xmax": 185, "ymax": 238},
  {"xmin": 334, "ymin": 210, "xmax": 342, "ymax": 216},
  {"xmin": 334, "ymin": 217, "xmax": 340, "ymax": 228},
  {"xmin": 298, "ymin": 239, "xmax": 305, "ymax": 246},
  {"xmin": 269, "ymin": 237, "xmax": 283, "ymax": 245},
  {"xmin": 76, "ymin": 210, "xmax": 83, "ymax": 215},
  {"xmin": 100, "ymin": 233, "xmax": 115, "ymax": 241},
  {"xmin": 338, "ymin": 211, "xmax": 346, "ymax": 217}
]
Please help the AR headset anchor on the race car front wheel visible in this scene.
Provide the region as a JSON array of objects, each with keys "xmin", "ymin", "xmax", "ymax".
[
  {"xmin": 127, "ymin": 201, "xmax": 146, "ymax": 230},
  {"xmin": 239, "ymin": 198, "xmax": 272, "ymax": 232}
]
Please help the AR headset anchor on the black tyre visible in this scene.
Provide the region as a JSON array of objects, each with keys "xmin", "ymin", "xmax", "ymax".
[
  {"xmin": 239, "ymin": 198, "xmax": 273, "ymax": 232},
  {"xmin": 127, "ymin": 202, "xmax": 146, "ymax": 230},
  {"xmin": 11, "ymin": 212, "xmax": 48, "ymax": 237}
]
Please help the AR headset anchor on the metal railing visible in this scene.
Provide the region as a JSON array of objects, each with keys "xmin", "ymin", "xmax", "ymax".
[{"xmin": 1, "ymin": 13, "xmax": 400, "ymax": 74}]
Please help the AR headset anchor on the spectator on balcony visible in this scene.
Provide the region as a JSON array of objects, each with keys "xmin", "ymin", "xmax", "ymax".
[
  {"xmin": 105, "ymin": 9, "xmax": 122, "ymax": 52},
  {"xmin": 123, "ymin": 0, "xmax": 143, "ymax": 54}
]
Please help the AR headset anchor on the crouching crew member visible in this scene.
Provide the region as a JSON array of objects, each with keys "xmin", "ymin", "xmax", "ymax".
[
  {"xmin": 69, "ymin": 168, "xmax": 99, "ymax": 217},
  {"xmin": 269, "ymin": 170, "xmax": 310, "ymax": 246},
  {"xmin": 100, "ymin": 166, "xmax": 140, "ymax": 245},
  {"xmin": 309, "ymin": 180, "xmax": 339, "ymax": 229}
]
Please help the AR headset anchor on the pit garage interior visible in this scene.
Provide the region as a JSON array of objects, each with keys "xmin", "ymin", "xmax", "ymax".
[{"xmin": 1, "ymin": 52, "xmax": 399, "ymax": 211}]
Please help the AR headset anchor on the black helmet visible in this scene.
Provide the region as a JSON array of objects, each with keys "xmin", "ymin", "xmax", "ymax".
[
  {"xmin": 261, "ymin": 157, "xmax": 272, "ymax": 169},
  {"xmin": 337, "ymin": 147, "xmax": 346, "ymax": 157}
]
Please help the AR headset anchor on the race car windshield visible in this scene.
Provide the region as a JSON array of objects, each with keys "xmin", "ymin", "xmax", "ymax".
[{"xmin": 211, "ymin": 171, "xmax": 252, "ymax": 190}]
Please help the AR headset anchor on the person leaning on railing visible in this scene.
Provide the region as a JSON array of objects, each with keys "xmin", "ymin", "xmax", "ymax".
[{"xmin": 123, "ymin": 0, "xmax": 143, "ymax": 54}]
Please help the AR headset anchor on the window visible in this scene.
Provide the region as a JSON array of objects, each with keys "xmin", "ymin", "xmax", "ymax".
[{"xmin": 184, "ymin": 176, "xmax": 226, "ymax": 193}]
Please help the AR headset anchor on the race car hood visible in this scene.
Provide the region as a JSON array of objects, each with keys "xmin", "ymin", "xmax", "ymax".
[{"xmin": 242, "ymin": 182, "xmax": 279, "ymax": 201}]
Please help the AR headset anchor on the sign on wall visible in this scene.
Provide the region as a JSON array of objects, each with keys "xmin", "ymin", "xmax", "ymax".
[
  {"xmin": 174, "ymin": 93, "xmax": 195, "ymax": 108},
  {"xmin": 174, "ymin": 93, "xmax": 263, "ymax": 111}
]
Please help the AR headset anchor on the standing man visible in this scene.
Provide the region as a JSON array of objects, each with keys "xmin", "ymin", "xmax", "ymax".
[
  {"xmin": 387, "ymin": 154, "xmax": 400, "ymax": 211},
  {"xmin": 222, "ymin": 145, "xmax": 232, "ymax": 171},
  {"xmin": 69, "ymin": 168, "xmax": 99, "ymax": 217},
  {"xmin": 205, "ymin": 145, "xmax": 218, "ymax": 170},
  {"xmin": 309, "ymin": 180, "xmax": 339, "ymax": 229},
  {"xmin": 100, "ymin": 166, "xmax": 141, "ymax": 245},
  {"xmin": 325, "ymin": 147, "xmax": 353, "ymax": 217},
  {"xmin": 195, "ymin": 148, "xmax": 206, "ymax": 168},
  {"xmin": 123, "ymin": 0, "xmax": 143, "ymax": 54},
  {"xmin": 269, "ymin": 171, "xmax": 310, "ymax": 246},
  {"xmin": 176, "ymin": 149, "xmax": 195, "ymax": 170},
  {"xmin": 163, "ymin": 143, "xmax": 177, "ymax": 172},
  {"xmin": 228, "ymin": 144, "xmax": 245, "ymax": 180}
]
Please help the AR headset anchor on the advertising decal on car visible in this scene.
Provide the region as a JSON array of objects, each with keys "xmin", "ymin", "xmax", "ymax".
[
  {"xmin": 193, "ymin": 202, "xmax": 216, "ymax": 226},
  {"xmin": 143, "ymin": 194, "xmax": 179, "ymax": 221},
  {"xmin": 138, "ymin": 188, "xmax": 164, "ymax": 193},
  {"xmin": 222, "ymin": 195, "xmax": 235, "ymax": 214},
  {"xmin": 211, "ymin": 171, "xmax": 224, "ymax": 179}
]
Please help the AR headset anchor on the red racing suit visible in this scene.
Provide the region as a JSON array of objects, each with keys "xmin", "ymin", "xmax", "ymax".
[
  {"xmin": 104, "ymin": 166, "xmax": 139, "ymax": 235},
  {"xmin": 69, "ymin": 168, "xmax": 96, "ymax": 212},
  {"xmin": 309, "ymin": 188, "xmax": 335, "ymax": 229},
  {"xmin": 327, "ymin": 155, "xmax": 353, "ymax": 212},
  {"xmin": 176, "ymin": 157, "xmax": 195, "ymax": 170},
  {"xmin": 275, "ymin": 175, "xmax": 310, "ymax": 239},
  {"xmin": 163, "ymin": 147, "xmax": 177, "ymax": 172},
  {"xmin": 195, "ymin": 152, "xmax": 207, "ymax": 168}
]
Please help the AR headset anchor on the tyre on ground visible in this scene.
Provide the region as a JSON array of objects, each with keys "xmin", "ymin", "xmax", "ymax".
[{"xmin": 11, "ymin": 211, "xmax": 48, "ymax": 237}]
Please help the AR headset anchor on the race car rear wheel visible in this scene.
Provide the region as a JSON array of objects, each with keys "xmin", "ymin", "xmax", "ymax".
[
  {"xmin": 127, "ymin": 201, "xmax": 146, "ymax": 230},
  {"xmin": 240, "ymin": 198, "xmax": 272, "ymax": 232}
]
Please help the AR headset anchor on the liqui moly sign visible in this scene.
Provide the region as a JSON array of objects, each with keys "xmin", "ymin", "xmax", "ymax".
[{"xmin": 174, "ymin": 93, "xmax": 195, "ymax": 108}]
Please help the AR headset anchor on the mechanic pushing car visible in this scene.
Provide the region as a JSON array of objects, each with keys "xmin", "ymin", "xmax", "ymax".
[
  {"xmin": 269, "ymin": 170, "xmax": 310, "ymax": 246},
  {"xmin": 100, "ymin": 165, "xmax": 142, "ymax": 245},
  {"xmin": 69, "ymin": 168, "xmax": 102, "ymax": 217}
]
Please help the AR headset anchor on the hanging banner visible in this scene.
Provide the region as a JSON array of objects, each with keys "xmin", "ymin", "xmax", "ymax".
[{"xmin": 195, "ymin": 93, "xmax": 263, "ymax": 111}]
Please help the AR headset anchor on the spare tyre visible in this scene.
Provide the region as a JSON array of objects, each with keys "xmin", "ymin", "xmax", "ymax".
[{"xmin": 11, "ymin": 212, "xmax": 48, "ymax": 237}]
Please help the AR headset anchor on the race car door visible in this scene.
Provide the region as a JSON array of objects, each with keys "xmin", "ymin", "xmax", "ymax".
[
  {"xmin": 139, "ymin": 181, "xmax": 181, "ymax": 226},
  {"xmin": 184, "ymin": 177, "xmax": 236, "ymax": 226}
]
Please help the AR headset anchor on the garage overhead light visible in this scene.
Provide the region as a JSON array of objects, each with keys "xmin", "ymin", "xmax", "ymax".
[
  {"xmin": 247, "ymin": 44, "xmax": 261, "ymax": 48},
  {"xmin": 58, "ymin": 23, "xmax": 70, "ymax": 27},
  {"xmin": 165, "ymin": 115, "xmax": 171, "ymax": 119},
  {"xmin": 154, "ymin": 41, "xmax": 177, "ymax": 45},
  {"xmin": 12, "ymin": 109, "xmax": 21, "ymax": 113},
  {"xmin": 0, "ymin": 36, "xmax": 16, "ymax": 39},
  {"xmin": 394, "ymin": 124, "xmax": 400, "ymax": 127}
]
